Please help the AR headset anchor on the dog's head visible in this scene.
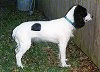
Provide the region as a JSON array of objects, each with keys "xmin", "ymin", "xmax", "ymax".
[{"xmin": 74, "ymin": 5, "xmax": 92, "ymax": 28}]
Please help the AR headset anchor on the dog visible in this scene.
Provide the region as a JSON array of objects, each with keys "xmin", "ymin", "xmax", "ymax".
[{"xmin": 12, "ymin": 5, "xmax": 92, "ymax": 68}]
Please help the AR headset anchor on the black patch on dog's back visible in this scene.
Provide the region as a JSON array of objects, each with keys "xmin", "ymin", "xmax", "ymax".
[{"xmin": 31, "ymin": 23, "xmax": 41, "ymax": 31}]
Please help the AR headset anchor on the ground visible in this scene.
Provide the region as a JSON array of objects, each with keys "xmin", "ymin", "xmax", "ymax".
[{"xmin": 0, "ymin": 4, "xmax": 100, "ymax": 72}]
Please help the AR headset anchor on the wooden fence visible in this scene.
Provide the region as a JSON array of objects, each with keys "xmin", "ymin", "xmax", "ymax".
[{"xmin": 36, "ymin": 0, "xmax": 100, "ymax": 69}]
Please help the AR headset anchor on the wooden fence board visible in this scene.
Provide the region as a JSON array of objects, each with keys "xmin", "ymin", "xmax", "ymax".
[{"xmin": 95, "ymin": 2, "xmax": 100, "ymax": 67}]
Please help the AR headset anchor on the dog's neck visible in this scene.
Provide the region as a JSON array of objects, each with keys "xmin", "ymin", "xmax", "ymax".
[{"xmin": 65, "ymin": 6, "xmax": 77, "ymax": 24}]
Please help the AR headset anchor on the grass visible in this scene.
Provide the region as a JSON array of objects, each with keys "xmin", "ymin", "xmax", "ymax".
[{"xmin": 0, "ymin": 4, "xmax": 99, "ymax": 72}]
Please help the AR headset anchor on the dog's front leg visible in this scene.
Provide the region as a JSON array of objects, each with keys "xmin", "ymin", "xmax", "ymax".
[{"xmin": 58, "ymin": 39, "xmax": 71, "ymax": 67}]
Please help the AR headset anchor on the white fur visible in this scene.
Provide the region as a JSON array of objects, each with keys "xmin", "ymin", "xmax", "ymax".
[{"xmin": 12, "ymin": 5, "xmax": 92, "ymax": 68}]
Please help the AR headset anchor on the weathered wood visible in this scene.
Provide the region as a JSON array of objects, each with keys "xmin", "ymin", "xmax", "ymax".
[
  {"xmin": 36, "ymin": 0, "xmax": 100, "ymax": 69},
  {"xmin": 95, "ymin": 2, "xmax": 100, "ymax": 67}
]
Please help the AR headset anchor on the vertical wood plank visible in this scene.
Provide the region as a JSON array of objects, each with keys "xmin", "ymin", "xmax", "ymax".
[{"xmin": 95, "ymin": 1, "xmax": 100, "ymax": 68}]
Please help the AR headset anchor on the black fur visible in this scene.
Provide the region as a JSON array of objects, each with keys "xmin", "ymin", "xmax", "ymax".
[
  {"xmin": 31, "ymin": 23, "xmax": 41, "ymax": 31},
  {"xmin": 74, "ymin": 5, "xmax": 87, "ymax": 28}
]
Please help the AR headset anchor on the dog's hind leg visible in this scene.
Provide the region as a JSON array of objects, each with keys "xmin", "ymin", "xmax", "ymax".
[{"xmin": 16, "ymin": 41, "xmax": 31, "ymax": 68}]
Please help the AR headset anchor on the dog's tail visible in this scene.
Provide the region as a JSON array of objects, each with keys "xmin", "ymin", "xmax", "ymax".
[
  {"xmin": 12, "ymin": 28, "xmax": 17, "ymax": 40},
  {"xmin": 12, "ymin": 31, "xmax": 15, "ymax": 40}
]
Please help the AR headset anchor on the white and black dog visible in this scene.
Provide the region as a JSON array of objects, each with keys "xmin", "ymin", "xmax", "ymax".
[{"xmin": 12, "ymin": 5, "xmax": 92, "ymax": 68}]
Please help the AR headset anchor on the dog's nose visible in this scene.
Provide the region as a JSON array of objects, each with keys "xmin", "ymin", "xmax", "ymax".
[{"xmin": 92, "ymin": 16, "xmax": 93, "ymax": 18}]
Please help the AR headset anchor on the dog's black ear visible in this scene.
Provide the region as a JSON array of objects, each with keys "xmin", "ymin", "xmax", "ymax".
[{"xmin": 74, "ymin": 5, "xmax": 87, "ymax": 28}]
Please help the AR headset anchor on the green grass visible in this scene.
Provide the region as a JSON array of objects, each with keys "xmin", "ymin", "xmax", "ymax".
[{"xmin": 0, "ymin": 6, "xmax": 81, "ymax": 72}]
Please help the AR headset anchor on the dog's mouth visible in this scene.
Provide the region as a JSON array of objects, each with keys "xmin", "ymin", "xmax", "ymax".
[{"xmin": 84, "ymin": 18, "xmax": 92, "ymax": 22}]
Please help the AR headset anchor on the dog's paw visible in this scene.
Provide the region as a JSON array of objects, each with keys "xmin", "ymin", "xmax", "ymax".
[
  {"xmin": 60, "ymin": 64, "xmax": 71, "ymax": 67},
  {"xmin": 16, "ymin": 61, "xmax": 24, "ymax": 69},
  {"xmin": 18, "ymin": 64, "xmax": 24, "ymax": 69},
  {"xmin": 63, "ymin": 64, "xmax": 71, "ymax": 67}
]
